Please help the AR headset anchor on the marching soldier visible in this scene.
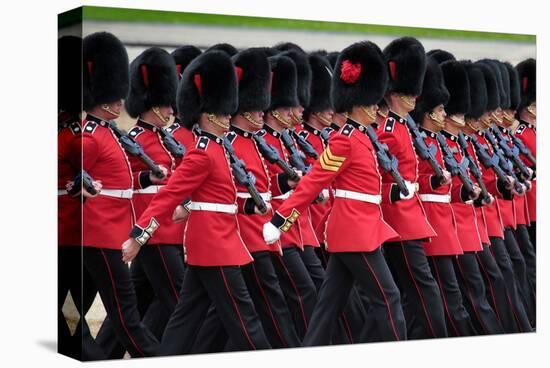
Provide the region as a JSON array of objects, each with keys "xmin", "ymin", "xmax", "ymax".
[
  {"xmin": 263, "ymin": 40, "xmax": 407, "ymax": 345},
  {"xmin": 376, "ymin": 37, "xmax": 447, "ymax": 339},
  {"xmin": 81, "ymin": 31, "xmax": 159, "ymax": 357},
  {"xmin": 121, "ymin": 50, "xmax": 271, "ymax": 354}
]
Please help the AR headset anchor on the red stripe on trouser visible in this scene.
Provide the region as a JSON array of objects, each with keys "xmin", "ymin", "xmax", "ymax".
[
  {"xmin": 251, "ymin": 263, "xmax": 287, "ymax": 347},
  {"xmin": 399, "ymin": 242, "xmax": 437, "ymax": 337},
  {"xmin": 219, "ymin": 267, "xmax": 256, "ymax": 350},
  {"xmin": 475, "ymin": 253, "xmax": 502, "ymax": 325},
  {"xmin": 455, "ymin": 257, "xmax": 488, "ymax": 334},
  {"xmin": 99, "ymin": 249, "xmax": 144, "ymax": 357},
  {"xmin": 276, "ymin": 255, "xmax": 309, "ymax": 330},
  {"xmin": 361, "ymin": 253, "xmax": 400, "ymax": 340},
  {"xmin": 429, "ymin": 257, "xmax": 460, "ymax": 336},
  {"xmin": 341, "ymin": 313, "xmax": 354, "ymax": 343},
  {"xmin": 156, "ymin": 245, "xmax": 180, "ymax": 302}
]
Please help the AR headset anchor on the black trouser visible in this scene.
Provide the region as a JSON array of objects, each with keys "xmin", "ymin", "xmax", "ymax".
[
  {"xmin": 503, "ymin": 228, "xmax": 535, "ymax": 324},
  {"xmin": 515, "ymin": 224, "xmax": 536, "ymax": 325},
  {"xmin": 453, "ymin": 252, "xmax": 504, "ymax": 335},
  {"xmin": 158, "ymin": 265, "xmax": 270, "ymax": 355},
  {"xmin": 300, "ymin": 246, "xmax": 366, "ymax": 344},
  {"xmin": 487, "ymin": 237, "xmax": 532, "ymax": 332},
  {"xmin": 96, "ymin": 245, "xmax": 185, "ymax": 358},
  {"xmin": 83, "ymin": 247, "xmax": 159, "ymax": 357},
  {"xmin": 383, "ymin": 240, "xmax": 448, "ymax": 339},
  {"xmin": 58, "ymin": 247, "xmax": 107, "ymax": 360},
  {"xmin": 528, "ymin": 222, "xmax": 536, "ymax": 251},
  {"xmin": 271, "ymin": 246, "xmax": 318, "ymax": 339},
  {"xmin": 303, "ymin": 250, "xmax": 406, "ymax": 346}
]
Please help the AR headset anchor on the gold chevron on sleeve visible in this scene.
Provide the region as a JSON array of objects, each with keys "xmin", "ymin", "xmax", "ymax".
[{"xmin": 320, "ymin": 147, "xmax": 346, "ymax": 172}]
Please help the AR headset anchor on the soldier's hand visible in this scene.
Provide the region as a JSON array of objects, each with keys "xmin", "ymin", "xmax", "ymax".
[
  {"xmin": 317, "ymin": 189, "xmax": 330, "ymax": 205},
  {"xmin": 505, "ymin": 176, "xmax": 515, "ymax": 190},
  {"xmin": 254, "ymin": 202, "xmax": 272, "ymax": 215},
  {"xmin": 399, "ymin": 180, "xmax": 416, "ymax": 200},
  {"xmin": 524, "ymin": 179, "xmax": 532, "ymax": 191},
  {"xmin": 288, "ymin": 170, "xmax": 303, "ymax": 189},
  {"xmin": 150, "ymin": 165, "xmax": 168, "ymax": 184},
  {"xmin": 484, "ymin": 193, "xmax": 495, "ymax": 205},
  {"xmin": 172, "ymin": 205, "xmax": 190, "ymax": 223},
  {"xmin": 122, "ymin": 238, "xmax": 141, "ymax": 263},
  {"xmin": 526, "ymin": 167, "xmax": 534, "ymax": 180},
  {"xmin": 513, "ymin": 183, "xmax": 526, "ymax": 196},
  {"xmin": 471, "ymin": 185, "xmax": 481, "ymax": 200},
  {"xmin": 263, "ymin": 222, "xmax": 281, "ymax": 244},
  {"xmin": 439, "ymin": 170, "xmax": 452, "ymax": 186}
]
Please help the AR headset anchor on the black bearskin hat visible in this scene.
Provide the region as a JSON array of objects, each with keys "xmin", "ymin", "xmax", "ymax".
[
  {"xmin": 171, "ymin": 45, "xmax": 202, "ymax": 79},
  {"xmin": 410, "ymin": 56, "xmax": 449, "ymax": 123},
  {"xmin": 279, "ymin": 49, "xmax": 312, "ymax": 107},
  {"xmin": 427, "ymin": 49, "xmax": 456, "ymax": 64},
  {"xmin": 268, "ymin": 55, "xmax": 299, "ymax": 110},
  {"xmin": 440, "ymin": 60, "xmax": 470, "ymax": 116},
  {"xmin": 474, "ymin": 61, "xmax": 500, "ymax": 111},
  {"xmin": 83, "ymin": 32, "xmax": 129, "ymax": 111},
  {"xmin": 464, "ymin": 62, "xmax": 488, "ymax": 120},
  {"xmin": 327, "ymin": 51, "xmax": 340, "ymax": 69},
  {"xmin": 331, "ymin": 41, "xmax": 388, "ymax": 113},
  {"xmin": 58, "ymin": 36, "xmax": 82, "ymax": 115},
  {"xmin": 479, "ymin": 60, "xmax": 507, "ymax": 109},
  {"xmin": 383, "ymin": 37, "xmax": 427, "ymax": 96},
  {"xmin": 497, "ymin": 61, "xmax": 511, "ymax": 109},
  {"xmin": 516, "ymin": 58, "xmax": 536, "ymax": 111},
  {"xmin": 205, "ymin": 43, "xmax": 238, "ymax": 56},
  {"xmin": 232, "ymin": 48, "xmax": 271, "ymax": 112},
  {"xmin": 177, "ymin": 50, "xmax": 238, "ymax": 128},
  {"xmin": 274, "ymin": 42, "xmax": 306, "ymax": 54},
  {"xmin": 125, "ymin": 47, "xmax": 178, "ymax": 118},
  {"xmin": 504, "ymin": 62, "xmax": 520, "ymax": 111},
  {"xmin": 305, "ymin": 53, "xmax": 333, "ymax": 116}
]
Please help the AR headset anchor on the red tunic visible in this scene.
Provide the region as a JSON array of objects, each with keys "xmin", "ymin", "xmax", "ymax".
[
  {"xmin": 416, "ymin": 127, "xmax": 462, "ymax": 256},
  {"xmin": 128, "ymin": 119, "xmax": 185, "ymax": 246},
  {"xmin": 514, "ymin": 122, "xmax": 536, "ymax": 223},
  {"xmin": 261, "ymin": 125, "xmax": 304, "ymax": 249},
  {"xmin": 134, "ymin": 131, "xmax": 253, "ymax": 267},
  {"xmin": 226, "ymin": 126, "xmax": 282, "ymax": 254},
  {"xmin": 376, "ymin": 112, "xmax": 436, "ymax": 241},
  {"xmin": 274, "ymin": 120, "xmax": 398, "ymax": 253},
  {"xmin": 82, "ymin": 115, "xmax": 134, "ymax": 249},
  {"xmin": 58, "ymin": 116, "xmax": 82, "ymax": 246}
]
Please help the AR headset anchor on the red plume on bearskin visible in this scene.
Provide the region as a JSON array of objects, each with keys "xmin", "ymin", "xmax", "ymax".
[
  {"xmin": 234, "ymin": 66, "xmax": 243, "ymax": 83},
  {"xmin": 194, "ymin": 74, "xmax": 202, "ymax": 96},
  {"xmin": 340, "ymin": 60, "xmax": 361, "ymax": 84}
]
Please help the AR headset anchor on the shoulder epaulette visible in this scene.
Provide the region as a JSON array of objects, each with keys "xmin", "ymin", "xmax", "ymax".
[
  {"xmin": 83, "ymin": 121, "xmax": 98, "ymax": 134},
  {"xmin": 340, "ymin": 124, "xmax": 354, "ymax": 137},
  {"xmin": 298, "ymin": 130, "xmax": 309, "ymax": 139},
  {"xmin": 69, "ymin": 121, "xmax": 81, "ymax": 135},
  {"xmin": 383, "ymin": 118, "xmax": 396, "ymax": 133},
  {"xmin": 196, "ymin": 136, "xmax": 210, "ymax": 150},
  {"xmin": 166, "ymin": 122, "xmax": 181, "ymax": 134},
  {"xmin": 225, "ymin": 131, "xmax": 237, "ymax": 144},
  {"xmin": 128, "ymin": 126, "xmax": 145, "ymax": 139},
  {"xmin": 256, "ymin": 129, "xmax": 267, "ymax": 137},
  {"xmin": 515, "ymin": 124, "xmax": 526, "ymax": 135}
]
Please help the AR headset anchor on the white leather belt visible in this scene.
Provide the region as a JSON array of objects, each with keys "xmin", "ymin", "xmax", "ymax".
[
  {"xmin": 334, "ymin": 189, "xmax": 381, "ymax": 204},
  {"xmin": 58, "ymin": 189, "xmax": 68, "ymax": 196},
  {"xmin": 237, "ymin": 192, "xmax": 272, "ymax": 201},
  {"xmin": 187, "ymin": 201, "xmax": 237, "ymax": 214},
  {"xmin": 134, "ymin": 185, "xmax": 164, "ymax": 194},
  {"xmin": 419, "ymin": 194, "xmax": 451, "ymax": 203},
  {"xmin": 272, "ymin": 191, "xmax": 292, "ymax": 200},
  {"xmin": 99, "ymin": 189, "xmax": 134, "ymax": 199}
]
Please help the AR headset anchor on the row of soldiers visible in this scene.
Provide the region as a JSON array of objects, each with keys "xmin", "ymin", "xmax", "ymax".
[{"xmin": 58, "ymin": 31, "xmax": 536, "ymax": 360}]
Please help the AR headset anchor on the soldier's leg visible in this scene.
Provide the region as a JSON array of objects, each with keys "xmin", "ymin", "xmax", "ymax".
[
  {"xmin": 528, "ymin": 222, "xmax": 536, "ymax": 251},
  {"xmin": 242, "ymin": 251, "xmax": 301, "ymax": 348},
  {"xmin": 83, "ymin": 247, "xmax": 159, "ymax": 357},
  {"xmin": 271, "ymin": 246, "xmax": 317, "ymax": 339},
  {"xmin": 383, "ymin": 240, "xmax": 447, "ymax": 338},
  {"xmin": 189, "ymin": 306, "xmax": 228, "ymax": 353},
  {"xmin": 488, "ymin": 237, "xmax": 532, "ymax": 332},
  {"xmin": 515, "ymin": 225, "xmax": 536, "ymax": 315},
  {"xmin": 302, "ymin": 254, "xmax": 354, "ymax": 346},
  {"xmin": 341, "ymin": 250, "xmax": 407, "ymax": 341},
  {"xmin": 58, "ymin": 247, "xmax": 77, "ymax": 358},
  {"xmin": 199, "ymin": 266, "xmax": 271, "ymax": 351},
  {"xmin": 428, "ymin": 256, "xmax": 477, "ymax": 336},
  {"xmin": 453, "ymin": 253, "xmax": 504, "ymax": 335},
  {"xmin": 503, "ymin": 228, "xmax": 535, "ymax": 323},
  {"xmin": 314, "ymin": 245, "xmax": 330, "ymax": 269}
]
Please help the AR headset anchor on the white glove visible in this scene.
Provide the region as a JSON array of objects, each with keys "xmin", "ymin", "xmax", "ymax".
[
  {"xmin": 399, "ymin": 180, "xmax": 416, "ymax": 200},
  {"xmin": 263, "ymin": 222, "xmax": 282, "ymax": 244}
]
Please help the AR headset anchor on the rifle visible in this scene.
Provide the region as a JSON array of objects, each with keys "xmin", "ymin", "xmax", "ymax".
[
  {"xmin": 320, "ymin": 128, "xmax": 331, "ymax": 145},
  {"xmin": 280, "ymin": 129, "xmax": 310, "ymax": 173},
  {"xmin": 69, "ymin": 170, "xmax": 97, "ymax": 196},
  {"xmin": 510, "ymin": 134, "xmax": 536, "ymax": 168},
  {"xmin": 108, "ymin": 122, "xmax": 165, "ymax": 179},
  {"xmin": 457, "ymin": 132, "xmax": 491, "ymax": 204},
  {"xmin": 435, "ymin": 133, "xmax": 476, "ymax": 197},
  {"xmin": 223, "ymin": 137, "xmax": 268, "ymax": 214},
  {"xmin": 405, "ymin": 115, "xmax": 444, "ymax": 178},
  {"xmin": 292, "ymin": 130, "xmax": 319, "ymax": 159},
  {"xmin": 491, "ymin": 126, "xmax": 531, "ymax": 179},
  {"xmin": 158, "ymin": 127, "xmax": 186, "ymax": 158},
  {"xmin": 483, "ymin": 130, "xmax": 525, "ymax": 194},
  {"xmin": 252, "ymin": 133, "xmax": 300, "ymax": 182},
  {"xmin": 364, "ymin": 124, "xmax": 409, "ymax": 196}
]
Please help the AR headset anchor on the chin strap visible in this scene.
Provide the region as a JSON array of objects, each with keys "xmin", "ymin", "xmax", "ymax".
[
  {"xmin": 241, "ymin": 112, "xmax": 264, "ymax": 128},
  {"xmin": 271, "ymin": 110, "xmax": 292, "ymax": 128},
  {"xmin": 101, "ymin": 104, "xmax": 120, "ymax": 118},
  {"xmin": 359, "ymin": 106, "xmax": 377, "ymax": 123},
  {"xmin": 398, "ymin": 95, "xmax": 416, "ymax": 109},
  {"xmin": 314, "ymin": 112, "xmax": 333, "ymax": 127},
  {"xmin": 152, "ymin": 106, "xmax": 171, "ymax": 124},
  {"xmin": 206, "ymin": 113, "xmax": 230, "ymax": 130}
]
